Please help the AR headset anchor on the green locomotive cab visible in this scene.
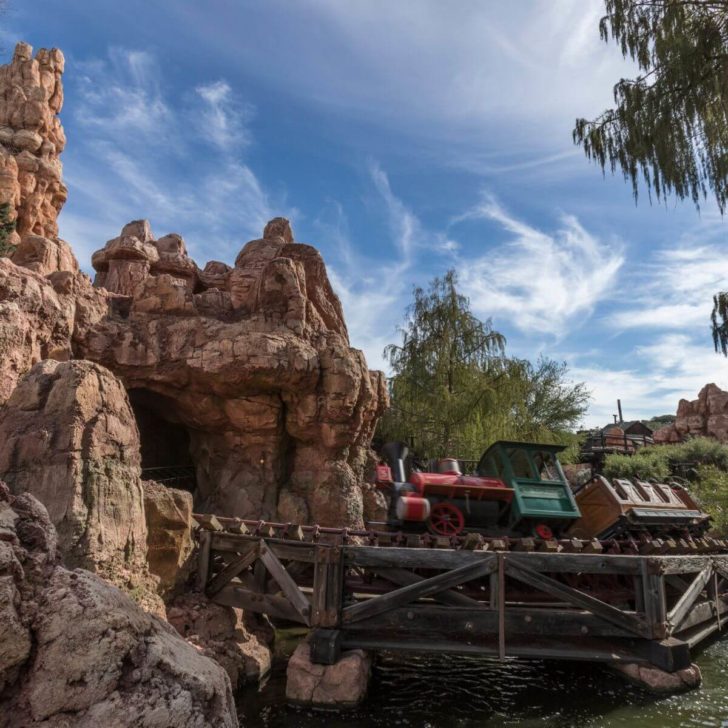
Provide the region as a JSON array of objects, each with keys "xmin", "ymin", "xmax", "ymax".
[{"xmin": 476, "ymin": 441, "xmax": 581, "ymax": 536}]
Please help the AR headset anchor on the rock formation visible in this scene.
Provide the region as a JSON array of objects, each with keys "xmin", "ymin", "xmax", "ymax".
[
  {"xmin": 167, "ymin": 593, "xmax": 272, "ymax": 688},
  {"xmin": 0, "ymin": 484, "xmax": 238, "ymax": 727},
  {"xmin": 143, "ymin": 480, "xmax": 195, "ymax": 594},
  {"xmin": 80, "ymin": 216, "xmax": 387, "ymax": 527},
  {"xmin": 0, "ymin": 42, "xmax": 387, "ymax": 533},
  {"xmin": 0, "ymin": 359, "xmax": 164, "ymax": 613},
  {"xmin": 0, "ymin": 42, "xmax": 77, "ymax": 275},
  {"xmin": 653, "ymin": 383, "xmax": 728, "ymax": 444},
  {"xmin": 286, "ymin": 642, "xmax": 371, "ymax": 708}
]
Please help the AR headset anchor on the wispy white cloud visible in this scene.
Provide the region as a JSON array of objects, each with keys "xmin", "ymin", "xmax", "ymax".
[
  {"xmin": 322, "ymin": 162, "xmax": 431, "ymax": 370},
  {"xmin": 608, "ymin": 244, "xmax": 728, "ymax": 332},
  {"xmin": 456, "ymin": 196, "xmax": 624, "ymax": 337},
  {"xmin": 195, "ymin": 80, "xmax": 253, "ymax": 150},
  {"xmin": 368, "ymin": 160, "xmax": 419, "ymax": 261},
  {"xmin": 572, "ymin": 333, "xmax": 728, "ymax": 427},
  {"xmin": 61, "ymin": 46, "xmax": 278, "ymax": 269},
  {"xmin": 75, "ymin": 48, "xmax": 171, "ymax": 137}
]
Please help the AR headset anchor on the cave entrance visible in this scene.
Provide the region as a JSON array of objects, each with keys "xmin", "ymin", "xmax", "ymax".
[{"xmin": 128, "ymin": 388, "xmax": 197, "ymax": 493}]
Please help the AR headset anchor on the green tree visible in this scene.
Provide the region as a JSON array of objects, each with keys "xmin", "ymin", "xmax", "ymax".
[
  {"xmin": 0, "ymin": 202, "xmax": 16, "ymax": 257},
  {"xmin": 379, "ymin": 271, "xmax": 590, "ymax": 460},
  {"xmin": 573, "ymin": 0, "xmax": 728, "ymax": 355},
  {"xmin": 381, "ymin": 270, "xmax": 505, "ymax": 457}
]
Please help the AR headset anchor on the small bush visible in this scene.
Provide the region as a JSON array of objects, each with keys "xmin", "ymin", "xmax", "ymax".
[
  {"xmin": 667, "ymin": 437, "xmax": 728, "ymax": 471},
  {"xmin": 692, "ymin": 465, "xmax": 728, "ymax": 536},
  {"xmin": 603, "ymin": 449, "xmax": 670, "ymax": 480}
]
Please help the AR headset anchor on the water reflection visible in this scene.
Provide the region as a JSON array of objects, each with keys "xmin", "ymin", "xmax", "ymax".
[{"xmin": 238, "ymin": 638, "xmax": 728, "ymax": 728}]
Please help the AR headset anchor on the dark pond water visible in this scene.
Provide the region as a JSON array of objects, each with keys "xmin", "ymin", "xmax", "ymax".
[{"xmin": 237, "ymin": 636, "xmax": 728, "ymax": 728}]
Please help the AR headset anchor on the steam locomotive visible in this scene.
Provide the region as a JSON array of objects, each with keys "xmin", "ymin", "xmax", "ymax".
[{"xmin": 376, "ymin": 440, "xmax": 710, "ymax": 540}]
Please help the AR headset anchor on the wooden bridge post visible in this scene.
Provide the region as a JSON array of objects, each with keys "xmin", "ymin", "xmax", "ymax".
[
  {"xmin": 197, "ymin": 529, "xmax": 211, "ymax": 591},
  {"xmin": 642, "ymin": 559, "xmax": 667, "ymax": 639},
  {"xmin": 310, "ymin": 545, "xmax": 345, "ymax": 665}
]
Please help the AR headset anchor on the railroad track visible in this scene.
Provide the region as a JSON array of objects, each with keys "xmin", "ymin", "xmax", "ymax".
[{"xmin": 193, "ymin": 513, "xmax": 728, "ymax": 555}]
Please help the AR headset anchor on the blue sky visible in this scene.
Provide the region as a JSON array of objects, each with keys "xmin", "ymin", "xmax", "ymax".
[{"xmin": 7, "ymin": 0, "xmax": 728, "ymax": 427}]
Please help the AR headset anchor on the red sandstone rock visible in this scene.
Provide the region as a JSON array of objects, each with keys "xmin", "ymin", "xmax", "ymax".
[
  {"xmin": 0, "ymin": 41, "xmax": 387, "ymax": 533},
  {"xmin": 611, "ymin": 661, "xmax": 701, "ymax": 694},
  {"xmin": 655, "ymin": 383, "xmax": 728, "ymax": 443},
  {"xmin": 143, "ymin": 480, "xmax": 194, "ymax": 595},
  {"xmin": 285, "ymin": 641, "xmax": 371, "ymax": 708},
  {"xmin": 0, "ymin": 43, "xmax": 68, "ymax": 252},
  {"xmin": 0, "ymin": 257, "xmax": 75, "ymax": 404},
  {"xmin": 0, "ymin": 359, "xmax": 162, "ymax": 613},
  {"xmin": 82, "ymin": 217, "xmax": 388, "ymax": 527}
]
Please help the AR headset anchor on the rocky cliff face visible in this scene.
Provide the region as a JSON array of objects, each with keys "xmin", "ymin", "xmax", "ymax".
[
  {"xmin": 0, "ymin": 42, "xmax": 77, "ymax": 275},
  {"xmin": 654, "ymin": 383, "xmax": 728, "ymax": 444},
  {"xmin": 0, "ymin": 41, "xmax": 387, "ymax": 531},
  {"xmin": 0, "ymin": 359, "xmax": 163, "ymax": 611},
  {"xmin": 80, "ymin": 216, "xmax": 387, "ymax": 526}
]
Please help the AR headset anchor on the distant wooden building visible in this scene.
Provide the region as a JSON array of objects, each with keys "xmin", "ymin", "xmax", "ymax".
[{"xmin": 579, "ymin": 420, "xmax": 654, "ymax": 467}]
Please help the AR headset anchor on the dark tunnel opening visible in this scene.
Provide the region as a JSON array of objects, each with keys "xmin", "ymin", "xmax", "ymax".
[{"xmin": 127, "ymin": 388, "xmax": 197, "ymax": 493}]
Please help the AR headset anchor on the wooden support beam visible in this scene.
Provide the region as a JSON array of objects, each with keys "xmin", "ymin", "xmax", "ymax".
[
  {"xmin": 377, "ymin": 568, "xmax": 483, "ymax": 607},
  {"xmin": 505, "ymin": 561, "xmax": 648, "ymax": 637},
  {"xmin": 672, "ymin": 596, "xmax": 728, "ymax": 635},
  {"xmin": 342, "ymin": 604, "xmax": 642, "ymax": 639},
  {"xmin": 195, "ymin": 513, "xmax": 223, "ymax": 531},
  {"xmin": 197, "ymin": 529, "xmax": 211, "ymax": 591},
  {"xmin": 214, "ymin": 585, "xmax": 308, "ymax": 624},
  {"xmin": 498, "ymin": 554, "xmax": 506, "ymax": 659},
  {"xmin": 338, "ymin": 635, "xmax": 652, "ymax": 665},
  {"xmin": 205, "ymin": 543, "xmax": 259, "ymax": 596},
  {"xmin": 259, "ymin": 540, "xmax": 311, "ymax": 625},
  {"xmin": 345, "ymin": 546, "xmax": 644, "ymax": 574},
  {"xmin": 666, "ymin": 567, "xmax": 712, "ymax": 634},
  {"xmin": 343, "ymin": 559, "xmax": 496, "ymax": 625},
  {"xmin": 310, "ymin": 629, "xmax": 342, "ymax": 665}
]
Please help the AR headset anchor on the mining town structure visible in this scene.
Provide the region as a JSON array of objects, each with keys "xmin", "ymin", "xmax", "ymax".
[{"xmin": 194, "ymin": 515, "xmax": 728, "ymax": 674}]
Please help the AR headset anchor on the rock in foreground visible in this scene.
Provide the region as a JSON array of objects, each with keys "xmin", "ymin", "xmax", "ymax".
[
  {"xmin": 0, "ymin": 483, "xmax": 238, "ymax": 727},
  {"xmin": 286, "ymin": 641, "xmax": 371, "ymax": 708}
]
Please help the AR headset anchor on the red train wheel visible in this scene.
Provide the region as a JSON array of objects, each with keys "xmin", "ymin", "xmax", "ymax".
[{"xmin": 427, "ymin": 502, "xmax": 465, "ymax": 536}]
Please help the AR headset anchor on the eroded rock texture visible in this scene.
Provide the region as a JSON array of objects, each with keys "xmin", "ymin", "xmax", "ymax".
[
  {"xmin": 0, "ymin": 42, "xmax": 77, "ymax": 276},
  {"xmin": 167, "ymin": 592, "xmax": 272, "ymax": 688},
  {"xmin": 81, "ymin": 216, "xmax": 387, "ymax": 526},
  {"xmin": 143, "ymin": 479, "xmax": 194, "ymax": 595},
  {"xmin": 0, "ymin": 359, "xmax": 162, "ymax": 613},
  {"xmin": 653, "ymin": 383, "xmax": 728, "ymax": 444},
  {"xmin": 0, "ymin": 484, "xmax": 238, "ymax": 728}
]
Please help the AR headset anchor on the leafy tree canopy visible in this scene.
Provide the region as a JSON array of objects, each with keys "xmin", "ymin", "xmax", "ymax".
[
  {"xmin": 574, "ymin": 0, "xmax": 728, "ymax": 211},
  {"xmin": 378, "ymin": 270, "xmax": 590, "ymax": 460},
  {"xmin": 573, "ymin": 1, "xmax": 728, "ymax": 356}
]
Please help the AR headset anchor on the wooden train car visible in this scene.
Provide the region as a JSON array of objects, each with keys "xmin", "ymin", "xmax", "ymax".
[{"xmin": 568, "ymin": 474, "xmax": 709, "ymax": 539}]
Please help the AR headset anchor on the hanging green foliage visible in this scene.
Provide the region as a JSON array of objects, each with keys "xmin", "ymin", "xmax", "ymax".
[
  {"xmin": 574, "ymin": 1, "xmax": 728, "ymax": 356},
  {"xmin": 574, "ymin": 0, "xmax": 728, "ymax": 212},
  {"xmin": 378, "ymin": 270, "xmax": 590, "ymax": 460}
]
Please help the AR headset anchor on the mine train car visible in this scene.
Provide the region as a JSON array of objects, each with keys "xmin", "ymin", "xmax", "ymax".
[
  {"xmin": 377, "ymin": 441, "xmax": 580, "ymax": 538},
  {"xmin": 377, "ymin": 440, "xmax": 711, "ymax": 540},
  {"xmin": 569, "ymin": 474, "xmax": 710, "ymax": 539}
]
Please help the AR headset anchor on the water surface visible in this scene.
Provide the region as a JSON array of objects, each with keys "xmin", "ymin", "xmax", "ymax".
[{"xmin": 238, "ymin": 636, "xmax": 728, "ymax": 727}]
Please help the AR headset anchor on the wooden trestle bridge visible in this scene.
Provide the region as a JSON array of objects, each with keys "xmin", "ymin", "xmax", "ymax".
[{"xmin": 195, "ymin": 515, "xmax": 728, "ymax": 673}]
